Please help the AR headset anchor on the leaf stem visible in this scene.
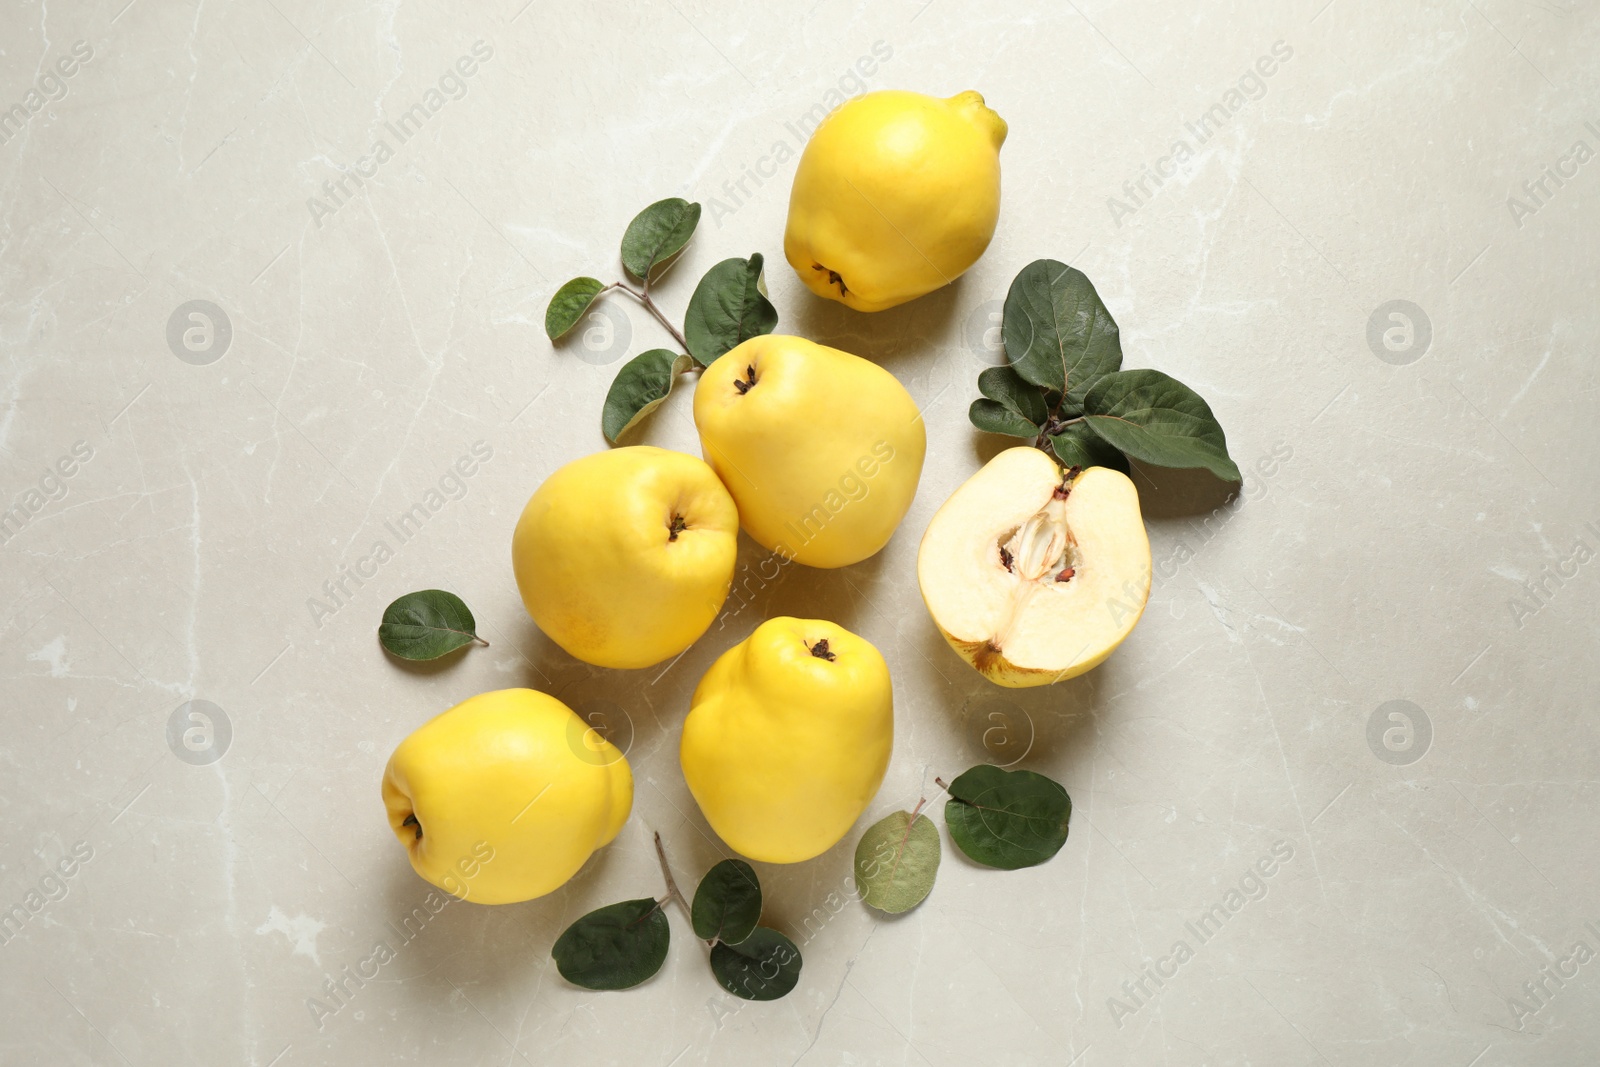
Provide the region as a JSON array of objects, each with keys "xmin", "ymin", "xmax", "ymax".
[
  {"xmin": 611, "ymin": 281, "xmax": 691, "ymax": 354},
  {"xmin": 652, "ymin": 831, "xmax": 691, "ymax": 918},
  {"xmin": 1033, "ymin": 408, "xmax": 1085, "ymax": 449}
]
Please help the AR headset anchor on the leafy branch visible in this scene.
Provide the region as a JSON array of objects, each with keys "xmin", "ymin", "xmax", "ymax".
[
  {"xmin": 971, "ymin": 259, "xmax": 1241, "ymax": 482},
  {"xmin": 552, "ymin": 832, "xmax": 801, "ymax": 1000},
  {"xmin": 545, "ymin": 197, "xmax": 778, "ymax": 444},
  {"xmin": 574, "ymin": 279, "xmax": 690, "ymax": 351}
]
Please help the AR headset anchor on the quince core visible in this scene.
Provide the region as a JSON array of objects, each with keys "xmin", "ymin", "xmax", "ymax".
[{"xmin": 918, "ymin": 447, "xmax": 1151, "ymax": 687}]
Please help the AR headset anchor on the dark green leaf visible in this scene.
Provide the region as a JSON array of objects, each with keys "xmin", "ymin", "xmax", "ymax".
[
  {"xmin": 978, "ymin": 364, "xmax": 1050, "ymax": 425},
  {"xmin": 621, "ymin": 198, "xmax": 702, "ymax": 280},
  {"xmin": 1003, "ymin": 260, "xmax": 1122, "ymax": 409},
  {"xmin": 692, "ymin": 859, "xmax": 762, "ymax": 946},
  {"xmin": 378, "ymin": 590, "xmax": 483, "ymax": 660},
  {"xmin": 602, "ymin": 348, "xmax": 695, "ymax": 443},
  {"xmin": 854, "ymin": 810, "xmax": 940, "ymax": 914},
  {"xmin": 709, "ymin": 927, "xmax": 802, "ymax": 1001},
  {"xmin": 944, "ymin": 765, "xmax": 1072, "ymax": 870},
  {"xmin": 551, "ymin": 898, "xmax": 670, "ymax": 990},
  {"xmin": 969, "ymin": 399, "xmax": 1038, "ymax": 438},
  {"xmin": 546, "ymin": 277, "xmax": 606, "ymax": 341},
  {"xmin": 684, "ymin": 254, "xmax": 778, "ymax": 366},
  {"xmin": 1048, "ymin": 423, "xmax": 1130, "ymax": 474},
  {"xmin": 1082, "ymin": 369, "xmax": 1240, "ymax": 481}
]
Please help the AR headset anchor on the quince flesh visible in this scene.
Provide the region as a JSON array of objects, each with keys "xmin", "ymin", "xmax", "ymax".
[{"xmin": 918, "ymin": 447, "xmax": 1151, "ymax": 687}]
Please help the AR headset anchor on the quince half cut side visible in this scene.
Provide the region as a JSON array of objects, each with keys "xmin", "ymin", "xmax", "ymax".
[{"xmin": 917, "ymin": 447, "xmax": 1151, "ymax": 687}]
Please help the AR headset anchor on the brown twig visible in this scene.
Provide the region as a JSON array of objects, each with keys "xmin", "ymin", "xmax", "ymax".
[
  {"xmin": 609, "ymin": 281, "xmax": 691, "ymax": 354},
  {"xmin": 652, "ymin": 831, "xmax": 691, "ymax": 917}
]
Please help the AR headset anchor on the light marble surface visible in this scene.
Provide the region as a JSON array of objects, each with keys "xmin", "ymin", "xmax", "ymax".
[{"xmin": 2, "ymin": 1, "xmax": 1597, "ymax": 1064}]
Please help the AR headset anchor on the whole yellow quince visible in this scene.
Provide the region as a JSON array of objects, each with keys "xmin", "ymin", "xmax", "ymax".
[
  {"xmin": 512, "ymin": 446, "xmax": 738, "ymax": 668},
  {"xmin": 693, "ymin": 335, "xmax": 926, "ymax": 568},
  {"xmin": 680, "ymin": 617, "xmax": 893, "ymax": 863},
  {"xmin": 785, "ymin": 89, "xmax": 1006, "ymax": 312},
  {"xmin": 381, "ymin": 688, "xmax": 632, "ymax": 905}
]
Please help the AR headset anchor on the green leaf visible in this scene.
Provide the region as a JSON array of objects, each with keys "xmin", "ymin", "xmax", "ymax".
[
  {"xmin": 378, "ymin": 590, "xmax": 484, "ymax": 661},
  {"xmin": 1048, "ymin": 422, "xmax": 1130, "ymax": 474},
  {"xmin": 1082, "ymin": 369, "xmax": 1240, "ymax": 481},
  {"xmin": 684, "ymin": 254, "xmax": 778, "ymax": 366},
  {"xmin": 944, "ymin": 765, "xmax": 1072, "ymax": 870},
  {"xmin": 692, "ymin": 859, "xmax": 762, "ymax": 946},
  {"xmin": 546, "ymin": 277, "xmax": 606, "ymax": 341},
  {"xmin": 602, "ymin": 348, "xmax": 695, "ymax": 443},
  {"xmin": 969, "ymin": 399, "xmax": 1038, "ymax": 438},
  {"xmin": 978, "ymin": 365, "xmax": 1050, "ymax": 425},
  {"xmin": 621, "ymin": 198, "xmax": 702, "ymax": 280},
  {"xmin": 1003, "ymin": 260, "xmax": 1122, "ymax": 409},
  {"xmin": 551, "ymin": 898, "xmax": 670, "ymax": 990},
  {"xmin": 709, "ymin": 927, "xmax": 802, "ymax": 1001},
  {"xmin": 854, "ymin": 810, "xmax": 940, "ymax": 914}
]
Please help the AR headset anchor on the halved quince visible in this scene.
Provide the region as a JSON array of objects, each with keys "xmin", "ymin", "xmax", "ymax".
[{"xmin": 917, "ymin": 447, "xmax": 1151, "ymax": 687}]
